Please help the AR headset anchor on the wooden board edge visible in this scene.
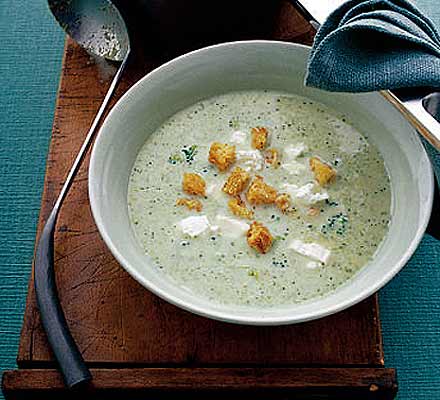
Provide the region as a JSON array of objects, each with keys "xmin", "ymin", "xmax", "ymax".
[
  {"xmin": 373, "ymin": 294, "xmax": 385, "ymax": 365},
  {"xmin": 2, "ymin": 367, "xmax": 397, "ymax": 399},
  {"xmin": 17, "ymin": 37, "xmax": 69, "ymax": 364}
]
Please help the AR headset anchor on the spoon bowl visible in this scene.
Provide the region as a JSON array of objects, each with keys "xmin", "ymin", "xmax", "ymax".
[{"xmin": 49, "ymin": 0, "xmax": 129, "ymax": 61}]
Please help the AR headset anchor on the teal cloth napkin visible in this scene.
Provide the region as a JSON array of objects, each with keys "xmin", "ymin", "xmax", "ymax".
[{"xmin": 306, "ymin": 0, "xmax": 440, "ymax": 92}]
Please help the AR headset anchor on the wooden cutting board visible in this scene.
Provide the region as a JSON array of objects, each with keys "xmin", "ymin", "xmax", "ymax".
[{"xmin": 2, "ymin": 2, "xmax": 397, "ymax": 399}]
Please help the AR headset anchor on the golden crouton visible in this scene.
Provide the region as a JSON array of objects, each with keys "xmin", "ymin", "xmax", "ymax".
[
  {"xmin": 247, "ymin": 221, "xmax": 273, "ymax": 254},
  {"xmin": 182, "ymin": 173, "xmax": 206, "ymax": 196},
  {"xmin": 309, "ymin": 157, "xmax": 337, "ymax": 186},
  {"xmin": 246, "ymin": 176, "xmax": 277, "ymax": 205},
  {"xmin": 176, "ymin": 198, "xmax": 203, "ymax": 212},
  {"xmin": 208, "ymin": 142, "xmax": 236, "ymax": 171},
  {"xmin": 251, "ymin": 127, "xmax": 269, "ymax": 150},
  {"xmin": 265, "ymin": 148, "xmax": 280, "ymax": 168},
  {"xmin": 275, "ymin": 193, "xmax": 291, "ymax": 213},
  {"xmin": 223, "ymin": 167, "xmax": 250, "ymax": 196},
  {"xmin": 228, "ymin": 197, "xmax": 254, "ymax": 219}
]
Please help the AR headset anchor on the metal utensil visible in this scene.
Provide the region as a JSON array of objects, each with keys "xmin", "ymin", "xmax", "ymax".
[
  {"xmin": 424, "ymin": 92, "xmax": 440, "ymax": 123},
  {"xmin": 291, "ymin": 0, "xmax": 440, "ymax": 150},
  {"xmin": 36, "ymin": 0, "xmax": 130, "ymax": 388}
]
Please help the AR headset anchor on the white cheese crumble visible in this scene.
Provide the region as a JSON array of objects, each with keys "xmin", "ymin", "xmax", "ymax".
[
  {"xmin": 284, "ymin": 143, "xmax": 307, "ymax": 160},
  {"xmin": 177, "ymin": 214, "xmax": 250, "ymax": 240},
  {"xmin": 289, "ymin": 240, "xmax": 331, "ymax": 264},
  {"xmin": 282, "ymin": 183, "xmax": 329, "ymax": 205},
  {"xmin": 281, "ymin": 161, "xmax": 307, "ymax": 175},
  {"xmin": 281, "ymin": 143, "xmax": 308, "ymax": 175},
  {"xmin": 215, "ymin": 215, "xmax": 250, "ymax": 239},
  {"xmin": 206, "ymin": 182, "xmax": 224, "ymax": 200},
  {"xmin": 306, "ymin": 261, "xmax": 320, "ymax": 270},
  {"xmin": 236, "ymin": 150, "xmax": 264, "ymax": 171},
  {"xmin": 230, "ymin": 130, "xmax": 247, "ymax": 144},
  {"xmin": 177, "ymin": 215, "xmax": 210, "ymax": 237}
]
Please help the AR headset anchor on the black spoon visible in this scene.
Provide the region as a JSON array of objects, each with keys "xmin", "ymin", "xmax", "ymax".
[{"xmin": 35, "ymin": 0, "xmax": 130, "ymax": 388}]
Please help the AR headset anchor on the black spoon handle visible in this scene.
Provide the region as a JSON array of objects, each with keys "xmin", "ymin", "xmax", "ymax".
[
  {"xmin": 33, "ymin": 51, "xmax": 130, "ymax": 388},
  {"xmin": 35, "ymin": 210, "xmax": 91, "ymax": 388}
]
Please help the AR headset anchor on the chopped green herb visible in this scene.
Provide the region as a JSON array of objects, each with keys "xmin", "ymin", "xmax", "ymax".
[
  {"xmin": 272, "ymin": 258, "xmax": 289, "ymax": 268},
  {"xmin": 181, "ymin": 144, "xmax": 198, "ymax": 163},
  {"xmin": 228, "ymin": 116, "xmax": 240, "ymax": 129},
  {"xmin": 321, "ymin": 213, "xmax": 349, "ymax": 235},
  {"xmin": 168, "ymin": 153, "xmax": 183, "ymax": 164},
  {"xmin": 248, "ymin": 270, "xmax": 259, "ymax": 279},
  {"xmin": 325, "ymin": 199, "xmax": 339, "ymax": 207},
  {"xmin": 274, "ymin": 235, "xmax": 286, "ymax": 241},
  {"xmin": 168, "ymin": 144, "xmax": 198, "ymax": 165}
]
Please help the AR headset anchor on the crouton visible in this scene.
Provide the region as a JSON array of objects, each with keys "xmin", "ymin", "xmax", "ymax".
[
  {"xmin": 182, "ymin": 173, "xmax": 206, "ymax": 196},
  {"xmin": 265, "ymin": 148, "xmax": 280, "ymax": 168},
  {"xmin": 275, "ymin": 193, "xmax": 291, "ymax": 213},
  {"xmin": 223, "ymin": 167, "xmax": 250, "ymax": 196},
  {"xmin": 309, "ymin": 157, "xmax": 337, "ymax": 186},
  {"xmin": 307, "ymin": 207, "xmax": 320, "ymax": 216},
  {"xmin": 176, "ymin": 198, "xmax": 203, "ymax": 212},
  {"xmin": 251, "ymin": 127, "xmax": 269, "ymax": 150},
  {"xmin": 228, "ymin": 197, "xmax": 254, "ymax": 219},
  {"xmin": 247, "ymin": 221, "xmax": 273, "ymax": 254},
  {"xmin": 208, "ymin": 142, "xmax": 236, "ymax": 171},
  {"xmin": 246, "ymin": 176, "xmax": 277, "ymax": 205}
]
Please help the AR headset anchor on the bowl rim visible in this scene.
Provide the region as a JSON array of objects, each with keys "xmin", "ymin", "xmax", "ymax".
[{"xmin": 89, "ymin": 39, "xmax": 435, "ymax": 325}]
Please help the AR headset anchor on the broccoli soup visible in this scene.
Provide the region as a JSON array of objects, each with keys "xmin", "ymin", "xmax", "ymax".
[{"xmin": 128, "ymin": 91, "xmax": 391, "ymax": 307}]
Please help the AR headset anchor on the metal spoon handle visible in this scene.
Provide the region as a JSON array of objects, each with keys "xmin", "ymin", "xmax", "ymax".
[{"xmin": 34, "ymin": 51, "xmax": 130, "ymax": 388}]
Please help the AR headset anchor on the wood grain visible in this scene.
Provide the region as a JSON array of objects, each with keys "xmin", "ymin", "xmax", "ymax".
[
  {"xmin": 17, "ymin": 0, "xmax": 384, "ymax": 369},
  {"xmin": 2, "ymin": 368, "xmax": 397, "ymax": 399}
]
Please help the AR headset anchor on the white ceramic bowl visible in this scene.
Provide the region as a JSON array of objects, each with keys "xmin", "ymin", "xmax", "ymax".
[{"xmin": 89, "ymin": 41, "xmax": 434, "ymax": 325}]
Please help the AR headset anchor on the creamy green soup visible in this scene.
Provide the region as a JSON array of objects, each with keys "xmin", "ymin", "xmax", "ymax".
[{"xmin": 128, "ymin": 91, "xmax": 391, "ymax": 307}]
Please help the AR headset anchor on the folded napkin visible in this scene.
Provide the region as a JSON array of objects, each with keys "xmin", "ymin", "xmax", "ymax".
[{"xmin": 306, "ymin": 0, "xmax": 440, "ymax": 92}]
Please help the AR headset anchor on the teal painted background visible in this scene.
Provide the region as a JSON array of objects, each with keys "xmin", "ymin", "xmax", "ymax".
[{"xmin": 0, "ymin": 1, "xmax": 438, "ymax": 398}]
